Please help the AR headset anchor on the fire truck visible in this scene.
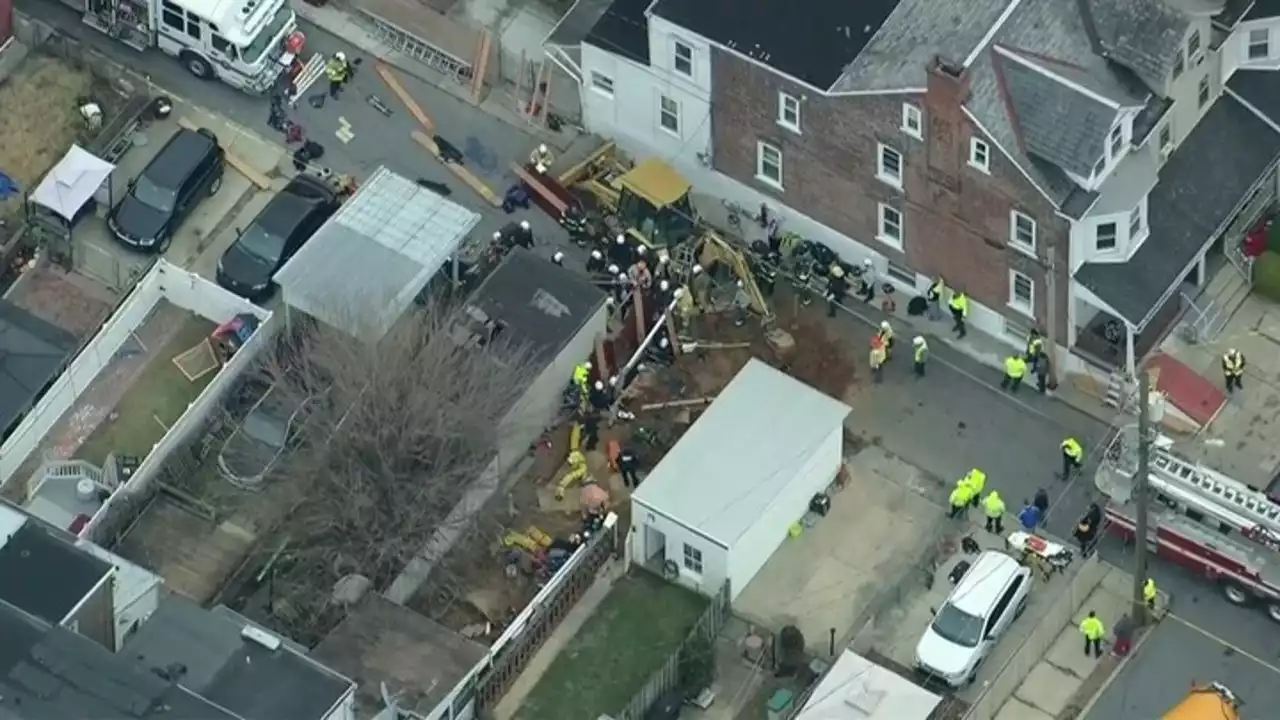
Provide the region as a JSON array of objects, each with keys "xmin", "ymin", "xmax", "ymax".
[
  {"xmin": 1098, "ymin": 428, "xmax": 1280, "ymax": 623},
  {"xmin": 58, "ymin": 0, "xmax": 324, "ymax": 95},
  {"xmin": 1164, "ymin": 682, "xmax": 1240, "ymax": 720}
]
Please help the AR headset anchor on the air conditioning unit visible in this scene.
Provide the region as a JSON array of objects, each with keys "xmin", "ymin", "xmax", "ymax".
[{"xmin": 1159, "ymin": 145, "xmax": 1173, "ymax": 163}]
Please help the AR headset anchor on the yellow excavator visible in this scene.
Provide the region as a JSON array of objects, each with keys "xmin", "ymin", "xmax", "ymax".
[{"xmin": 556, "ymin": 145, "xmax": 773, "ymax": 321}]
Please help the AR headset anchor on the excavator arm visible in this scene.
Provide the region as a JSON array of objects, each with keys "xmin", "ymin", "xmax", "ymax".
[{"xmin": 695, "ymin": 231, "xmax": 773, "ymax": 321}]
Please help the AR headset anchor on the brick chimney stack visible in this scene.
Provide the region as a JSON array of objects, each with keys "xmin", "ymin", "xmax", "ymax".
[{"xmin": 924, "ymin": 57, "xmax": 971, "ymax": 188}]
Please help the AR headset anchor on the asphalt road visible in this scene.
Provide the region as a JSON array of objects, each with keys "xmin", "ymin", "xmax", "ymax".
[
  {"xmin": 22, "ymin": 0, "xmax": 1280, "ymax": 706},
  {"xmin": 1084, "ymin": 615, "xmax": 1280, "ymax": 718}
]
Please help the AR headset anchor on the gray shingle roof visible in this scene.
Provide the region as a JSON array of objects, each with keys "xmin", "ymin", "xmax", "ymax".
[
  {"xmin": 1081, "ymin": 0, "xmax": 1189, "ymax": 90},
  {"xmin": 831, "ymin": 0, "xmax": 1009, "ymax": 93},
  {"xmin": 630, "ymin": 359, "xmax": 851, "ymax": 546},
  {"xmin": 995, "ymin": 52, "xmax": 1119, "ymax": 177},
  {"xmin": 1229, "ymin": 69, "xmax": 1280, "ymax": 125},
  {"xmin": 1075, "ymin": 94, "xmax": 1280, "ymax": 326}
]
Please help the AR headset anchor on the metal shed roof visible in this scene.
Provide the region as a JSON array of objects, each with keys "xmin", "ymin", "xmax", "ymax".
[
  {"xmin": 632, "ymin": 359, "xmax": 851, "ymax": 546},
  {"xmin": 274, "ymin": 167, "xmax": 481, "ymax": 340}
]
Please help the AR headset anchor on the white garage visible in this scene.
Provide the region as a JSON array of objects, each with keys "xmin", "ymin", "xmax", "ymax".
[{"xmin": 630, "ymin": 359, "xmax": 852, "ymax": 600}]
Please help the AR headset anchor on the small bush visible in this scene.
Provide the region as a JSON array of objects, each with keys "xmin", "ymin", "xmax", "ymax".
[{"xmin": 1254, "ymin": 251, "xmax": 1280, "ymax": 303}]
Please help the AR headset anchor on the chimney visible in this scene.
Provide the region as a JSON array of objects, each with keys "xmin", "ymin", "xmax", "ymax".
[{"xmin": 924, "ymin": 56, "xmax": 971, "ymax": 187}]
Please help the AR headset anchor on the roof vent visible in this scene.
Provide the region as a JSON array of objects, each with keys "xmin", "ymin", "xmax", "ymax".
[
  {"xmin": 241, "ymin": 625, "xmax": 282, "ymax": 651},
  {"xmin": 935, "ymin": 58, "xmax": 964, "ymax": 79}
]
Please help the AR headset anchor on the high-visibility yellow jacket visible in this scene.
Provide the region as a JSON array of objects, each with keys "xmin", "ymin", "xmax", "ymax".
[
  {"xmin": 963, "ymin": 469, "xmax": 986, "ymax": 496},
  {"xmin": 1144, "ymin": 578, "xmax": 1157, "ymax": 602},
  {"xmin": 949, "ymin": 292, "xmax": 969, "ymax": 316},
  {"xmin": 1004, "ymin": 355, "xmax": 1027, "ymax": 379},
  {"xmin": 1062, "ymin": 437, "xmax": 1083, "ymax": 461},
  {"xmin": 983, "ymin": 492, "xmax": 1005, "ymax": 518},
  {"xmin": 1223, "ymin": 352, "xmax": 1245, "ymax": 375},
  {"xmin": 1080, "ymin": 616, "xmax": 1105, "ymax": 640},
  {"xmin": 914, "ymin": 341, "xmax": 928, "ymax": 364},
  {"xmin": 949, "ymin": 485, "xmax": 972, "ymax": 508}
]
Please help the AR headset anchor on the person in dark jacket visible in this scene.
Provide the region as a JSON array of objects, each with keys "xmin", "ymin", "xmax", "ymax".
[{"xmin": 1074, "ymin": 503, "xmax": 1103, "ymax": 555}]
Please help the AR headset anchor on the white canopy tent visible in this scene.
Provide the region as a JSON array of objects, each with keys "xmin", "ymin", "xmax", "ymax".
[{"xmin": 29, "ymin": 145, "xmax": 115, "ymax": 222}]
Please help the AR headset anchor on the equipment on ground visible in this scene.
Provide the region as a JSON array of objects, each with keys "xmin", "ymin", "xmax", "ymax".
[
  {"xmin": 1099, "ymin": 430, "xmax": 1280, "ymax": 622},
  {"xmin": 61, "ymin": 0, "xmax": 318, "ymax": 94},
  {"xmin": 500, "ymin": 527, "xmax": 552, "ymax": 552},
  {"xmin": 1163, "ymin": 682, "xmax": 1239, "ymax": 720}
]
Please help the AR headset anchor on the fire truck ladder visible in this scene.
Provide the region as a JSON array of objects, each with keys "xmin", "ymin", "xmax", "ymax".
[{"xmin": 1150, "ymin": 448, "xmax": 1280, "ymax": 539}]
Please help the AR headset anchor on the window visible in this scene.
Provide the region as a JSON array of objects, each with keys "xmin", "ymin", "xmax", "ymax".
[
  {"xmin": 877, "ymin": 204, "xmax": 903, "ymax": 248},
  {"xmin": 682, "ymin": 543, "xmax": 703, "ymax": 574},
  {"xmin": 877, "ymin": 144, "xmax": 903, "ymax": 187},
  {"xmin": 1250, "ymin": 28, "xmax": 1270, "ymax": 60},
  {"xmin": 902, "ymin": 103, "xmax": 922, "ymax": 138},
  {"xmin": 778, "ymin": 92, "xmax": 801, "ymax": 132},
  {"xmin": 1129, "ymin": 204, "xmax": 1144, "ymax": 239},
  {"xmin": 161, "ymin": 0, "xmax": 183, "ymax": 30},
  {"xmin": 1108, "ymin": 123, "xmax": 1124, "ymax": 159},
  {"xmin": 186, "ymin": 16, "xmax": 201, "ymax": 39},
  {"xmin": 886, "ymin": 260, "xmax": 915, "ymax": 285},
  {"xmin": 1188, "ymin": 29, "xmax": 1201, "ymax": 61},
  {"xmin": 590, "ymin": 71, "xmax": 614, "ymax": 97},
  {"xmin": 673, "ymin": 41, "xmax": 693, "ymax": 77},
  {"xmin": 1009, "ymin": 270, "xmax": 1034, "ymax": 315},
  {"xmin": 211, "ymin": 34, "xmax": 238, "ymax": 59},
  {"xmin": 1158, "ymin": 123, "xmax": 1172, "ymax": 155},
  {"xmin": 969, "ymin": 138, "xmax": 990, "ymax": 173},
  {"xmin": 659, "ymin": 95, "xmax": 680, "ymax": 135},
  {"xmin": 1010, "ymin": 210, "xmax": 1036, "ymax": 253},
  {"xmin": 1198, "ymin": 75, "xmax": 1210, "ymax": 108},
  {"xmin": 756, "ymin": 141, "xmax": 783, "ymax": 188},
  {"xmin": 1172, "ymin": 51, "xmax": 1184, "ymax": 80},
  {"xmin": 1095, "ymin": 221, "xmax": 1117, "ymax": 250}
]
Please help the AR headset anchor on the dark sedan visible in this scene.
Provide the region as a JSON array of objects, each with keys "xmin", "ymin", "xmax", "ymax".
[
  {"xmin": 216, "ymin": 174, "xmax": 337, "ymax": 300},
  {"xmin": 108, "ymin": 128, "xmax": 224, "ymax": 252}
]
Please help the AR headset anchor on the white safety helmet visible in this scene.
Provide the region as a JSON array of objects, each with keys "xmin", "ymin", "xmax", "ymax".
[
  {"xmin": 692, "ymin": 264, "xmax": 704, "ymax": 275},
  {"xmin": 830, "ymin": 265, "xmax": 846, "ymax": 278},
  {"xmin": 659, "ymin": 279, "xmax": 670, "ymax": 292},
  {"xmin": 334, "ymin": 51, "xmax": 347, "ymax": 62},
  {"xmin": 538, "ymin": 143, "xmax": 548, "ymax": 153},
  {"xmin": 594, "ymin": 380, "xmax": 604, "ymax": 390},
  {"xmin": 616, "ymin": 234, "xmax": 626, "ymax": 245},
  {"xmin": 1228, "ymin": 348, "xmax": 1238, "ymax": 356},
  {"xmin": 605, "ymin": 296, "xmax": 616, "ymax": 306},
  {"xmin": 636, "ymin": 245, "xmax": 647, "ymax": 254},
  {"xmin": 608, "ymin": 264, "xmax": 620, "ymax": 274},
  {"xmin": 863, "ymin": 258, "xmax": 873, "ymax": 267},
  {"xmin": 617, "ymin": 272, "xmax": 628, "ymax": 281},
  {"xmin": 659, "ymin": 337, "xmax": 669, "ymax": 348},
  {"xmin": 584, "ymin": 361, "xmax": 592, "ymax": 369},
  {"xmin": 737, "ymin": 279, "xmax": 745, "ymax": 288},
  {"xmin": 519, "ymin": 220, "xmax": 531, "ymax": 230},
  {"xmin": 880, "ymin": 320, "xmax": 891, "ymax": 331},
  {"xmin": 552, "ymin": 251, "xmax": 565, "ymax": 263},
  {"xmin": 673, "ymin": 288, "xmax": 684, "ymax": 299},
  {"xmin": 492, "ymin": 231, "xmax": 502, "ymax": 240},
  {"xmin": 591, "ymin": 249, "xmax": 604, "ymax": 260},
  {"xmin": 608, "ymin": 375, "xmax": 619, "ymax": 386},
  {"xmin": 659, "ymin": 254, "xmax": 670, "ymax": 264},
  {"xmin": 913, "ymin": 336, "xmax": 925, "ymax": 346}
]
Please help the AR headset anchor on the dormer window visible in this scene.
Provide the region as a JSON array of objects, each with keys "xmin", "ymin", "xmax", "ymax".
[
  {"xmin": 1250, "ymin": 28, "xmax": 1270, "ymax": 61},
  {"xmin": 1108, "ymin": 124, "xmax": 1124, "ymax": 160}
]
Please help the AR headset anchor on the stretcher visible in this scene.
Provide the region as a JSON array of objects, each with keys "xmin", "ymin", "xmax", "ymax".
[{"xmin": 1007, "ymin": 531, "xmax": 1074, "ymax": 576}]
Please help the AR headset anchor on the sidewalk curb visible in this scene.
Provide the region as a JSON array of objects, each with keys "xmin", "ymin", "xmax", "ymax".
[{"xmin": 1068, "ymin": 617, "xmax": 1160, "ymax": 719}]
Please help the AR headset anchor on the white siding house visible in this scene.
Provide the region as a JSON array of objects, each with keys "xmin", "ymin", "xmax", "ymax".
[{"xmin": 630, "ymin": 359, "xmax": 851, "ymax": 600}]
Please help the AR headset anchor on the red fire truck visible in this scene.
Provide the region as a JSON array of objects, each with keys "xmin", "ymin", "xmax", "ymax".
[{"xmin": 1099, "ymin": 430, "xmax": 1280, "ymax": 623}]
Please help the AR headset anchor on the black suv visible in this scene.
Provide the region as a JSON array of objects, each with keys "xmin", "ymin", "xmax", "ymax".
[
  {"xmin": 108, "ymin": 128, "xmax": 224, "ymax": 252},
  {"xmin": 216, "ymin": 175, "xmax": 338, "ymax": 300}
]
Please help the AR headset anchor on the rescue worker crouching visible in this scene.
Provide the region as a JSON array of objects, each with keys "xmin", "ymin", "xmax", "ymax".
[
  {"xmin": 530, "ymin": 143, "xmax": 555, "ymax": 174},
  {"xmin": 325, "ymin": 52, "xmax": 353, "ymax": 98},
  {"xmin": 1223, "ymin": 348, "xmax": 1246, "ymax": 393},
  {"xmin": 912, "ymin": 336, "xmax": 928, "ymax": 377},
  {"xmin": 1061, "ymin": 437, "xmax": 1083, "ymax": 481},
  {"xmin": 555, "ymin": 450, "xmax": 589, "ymax": 500}
]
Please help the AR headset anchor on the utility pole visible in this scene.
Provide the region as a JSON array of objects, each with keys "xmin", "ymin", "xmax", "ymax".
[
  {"xmin": 1132, "ymin": 370, "xmax": 1151, "ymax": 622},
  {"xmin": 1039, "ymin": 243, "xmax": 1060, "ymax": 388}
]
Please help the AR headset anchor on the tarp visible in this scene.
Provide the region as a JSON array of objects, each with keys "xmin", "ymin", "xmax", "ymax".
[{"xmin": 29, "ymin": 145, "xmax": 115, "ymax": 221}]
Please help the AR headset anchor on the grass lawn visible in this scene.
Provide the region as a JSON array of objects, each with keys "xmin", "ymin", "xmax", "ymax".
[
  {"xmin": 76, "ymin": 314, "xmax": 217, "ymax": 465},
  {"xmin": 518, "ymin": 570, "xmax": 710, "ymax": 720}
]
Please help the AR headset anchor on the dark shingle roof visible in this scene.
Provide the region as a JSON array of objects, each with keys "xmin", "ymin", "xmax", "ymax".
[
  {"xmin": 650, "ymin": 0, "xmax": 900, "ymax": 89},
  {"xmin": 1228, "ymin": 69, "xmax": 1280, "ymax": 125},
  {"xmin": 585, "ymin": 0, "xmax": 650, "ymax": 64},
  {"xmin": 1245, "ymin": 0, "xmax": 1280, "ymax": 21},
  {"xmin": 0, "ymin": 300, "xmax": 76, "ymax": 439},
  {"xmin": 1080, "ymin": 0, "xmax": 1188, "ymax": 89},
  {"xmin": 1075, "ymin": 95, "xmax": 1280, "ymax": 325}
]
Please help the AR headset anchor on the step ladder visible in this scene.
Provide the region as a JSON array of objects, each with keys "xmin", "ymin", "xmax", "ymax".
[
  {"xmin": 286, "ymin": 53, "xmax": 328, "ymax": 107},
  {"xmin": 1150, "ymin": 448, "xmax": 1280, "ymax": 540}
]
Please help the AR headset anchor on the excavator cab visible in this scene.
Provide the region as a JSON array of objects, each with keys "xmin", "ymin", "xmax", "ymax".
[{"xmin": 615, "ymin": 159, "xmax": 698, "ymax": 248}]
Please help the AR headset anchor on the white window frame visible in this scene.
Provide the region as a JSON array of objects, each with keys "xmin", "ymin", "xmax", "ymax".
[
  {"xmin": 876, "ymin": 144, "xmax": 903, "ymax": 188},
  {"xmin": 673, "ymin": 40, "xmax": 693, "ymax": 77},
  {"xmin": 1128, "ymin": 205, "xmax": 1143, "ymax": 239},
  {"xmin": 1107, "ymin": 123, "xmax": 1124, "ymax": 161},
  {"xmin": 1249, "ymin": 28, "xmax": 1271, "ymax": 60},
  {"xmin": 1095, "ymin": 221, "xmax": 1118, "ymax": 251},
  {"xmin": 682, "ymin": 543, "xmax": 703, "ymax": 574},
  {"xmin": 1008, "ymin": 270, "xmax": 1034, "ymax": 317},
  {"xmin": 1197, "ymin": 75, "xmax": 1210, "ymax": 108},
  {"xmin": 589, "ymin": 71, "xmax": 614, "ymax": 97},
  {"xmin": 778, "ymin": 92, "xmax": 801, "ymax": 133},
  {"xmin": 658, "ymin": 95, "xmax": 680, "ymax": 136},
  {"xmin": 756, "ymin": 141, "xmax": 783, "ymax": 189},
  {"xmin": 877, "ymin": 203, "xmax": 903, "ymax": 249},
  {"xmin": 1187, "ymin": 29, "xmax": 1202, "ymax": 64},
  {"xmin": 1158, "ymin": 122, "xmax": 1173, "ymax": 156},
  {"xmin": 902, "ymin": 103, "xmax": 923, "ymax": 139},
  {"xmin": 969, "ymin": 137, "xmax": 990, "ymax": 173},
  {"xmin": 1009, "ymin": 210, "xmax": 1037, "ymax": 254}
]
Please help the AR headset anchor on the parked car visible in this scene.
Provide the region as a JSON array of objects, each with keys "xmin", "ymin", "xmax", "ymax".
[
  {"xmin": 108, "ymin": 128, "xmax": 224, "ymax": 251},
  {"xmin": 915, "ymin": 551, "xmax": 1031, "ymax": 687},
  {"xmin": 217, "ymin": 383, "xmax": 314, "ymax": 490},
  {"xmin": 216, "ymin": 174, "xmax": 338, "ymax": 299}
]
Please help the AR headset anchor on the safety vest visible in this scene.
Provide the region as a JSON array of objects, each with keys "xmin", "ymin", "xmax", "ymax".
[
  {"xmin": 928, "ymin": 278, "xmax": 946, "ymax": 300},
  {"xmin": 879, "ymin": 326, "xmax": 894, "ymax": 344},
  {"xmin": 949, "ymin": 486, "xmax": 971, "ymax": 508},
  {"xmin": 325, "ymin": 58, "xmax": 349, "ymax": 82},
  {"xmin": 572, "ymin": 364, "xmax": 590, "ymax": 386},
  {"xmin": 1223, "ymin": 352, "xmax": 1245, "ymax": 375},
  {"xmin": 964, "ymin": 469, "xmax": 986, "ymax": 495},
  {"xmin": 1143, "ymin": 578, "xmax": 1157, "ymax": 602},
  {"xmin": 949, "ymin": 292, "xmax": 969, "ymax": 315},
  {"xmin": 1004, "ymin": 355, "xmax": 1027, "ymax": 379},
  {"xmin": 983, "ymin": 492, "xmax": 1005, "ymax": 518},
  {"xmin": 1027, "ymin": 336, "xmax": 1044, "ymax": 356},
  {"xmin": 1080, "ymin": 616, "xmax": 1105, "ymax": 640},
  {"xmin": 1062, "ymin": 438, "xmax": 1083, "ymax": 461},
  {"xmin": 869, "ymin": 346, "xmax": 887, "ymax": 369},
  {"xmin": 914, "ymin": 341, "xmax": 928, "ymax": 364}
]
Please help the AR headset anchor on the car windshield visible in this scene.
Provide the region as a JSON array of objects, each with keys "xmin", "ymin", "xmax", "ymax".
[
  {"xmin": 930, "ymin": 604, "xmax": 984, "ymax": 648},
  {"xmin": 132, "ymin": 176, "xmax": 176, "ymax": 213},
  {"xmin": 242, "ymin": 3, "xmax": 292, "ymax": 64},
  {"xmin": 238, "ymin": 225, "xmax": 287, "ymax": 263}
]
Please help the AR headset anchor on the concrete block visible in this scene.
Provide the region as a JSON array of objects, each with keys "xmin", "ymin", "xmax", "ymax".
[
  {"xmin": 993, "ymin": 696, "xmax": 1056, "ymax": 720},
  {"xmin": 1045, "ymin": 626, "xmax": 1096, "ymax": 678},
  {"xmin": 1015, "ymin": 662, "xmax": 1081, "ymax": 717}
]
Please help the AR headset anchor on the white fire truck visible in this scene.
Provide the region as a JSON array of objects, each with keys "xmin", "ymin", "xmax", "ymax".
[
  {"xmin": 60, "ymin": 0, "xmax": 324, "ymax": 94},
  {"xmin": 1098, "ymin": 427, "xmax": 1280, "ymax": 623}
]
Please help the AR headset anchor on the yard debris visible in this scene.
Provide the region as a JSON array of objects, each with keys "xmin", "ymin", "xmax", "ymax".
[{"xmin": 638, "ymin": 397, "xmax": 716, "ymax": 411}]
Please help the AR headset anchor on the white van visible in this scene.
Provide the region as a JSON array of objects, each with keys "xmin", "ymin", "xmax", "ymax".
[{"xmin": 915, "ymin": 550, "xmax": 1031, "ymax": 687}]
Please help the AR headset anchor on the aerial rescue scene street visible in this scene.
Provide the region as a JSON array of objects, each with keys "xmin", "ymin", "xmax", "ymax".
[{"xmin": 4, "ymin": 0, "xmax": 1280, "ymax": 718}]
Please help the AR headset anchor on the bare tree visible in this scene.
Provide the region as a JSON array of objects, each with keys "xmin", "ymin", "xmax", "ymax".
[{"xmin": 252, "ymin": 300, "xmax": 544, "ymax": 643}]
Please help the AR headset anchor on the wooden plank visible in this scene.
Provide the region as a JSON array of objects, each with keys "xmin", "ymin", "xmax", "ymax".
[
  {"xmin": 470, "ymin": 29, "xmax": 492, "ymax": 104},
  {"xmin": 376, "ymin": 62, "xmax": 435, "ymax": 135},
  {"xmin": 511, "ymin": 162, "xmax": 569, "ymax": 215},
  {"xmin": 411, "ymin": 131, "xmax": 503, "ymax": 207},
  {"xmin": 176, "ymin": 117, "xmax": 271, "ymax": 189},
  {"xmin": 539, "ymin": 64, "xmax": 553, "ymax": 127}
]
